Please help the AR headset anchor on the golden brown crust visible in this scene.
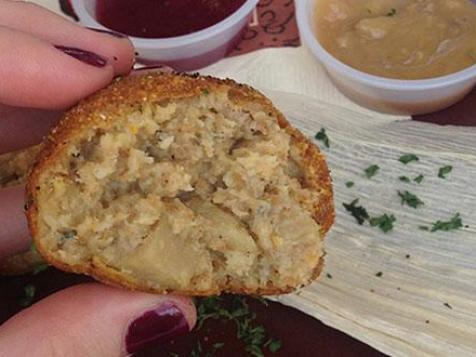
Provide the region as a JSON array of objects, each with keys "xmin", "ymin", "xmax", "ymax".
[{"xmin": 26, "ymin": 73, "xmax": 334, "ymax": 296}]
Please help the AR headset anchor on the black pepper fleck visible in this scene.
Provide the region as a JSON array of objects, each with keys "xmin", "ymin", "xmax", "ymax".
[{"xmin": 443, "ymin": 302, "xmax": 453, "ymax": 309}]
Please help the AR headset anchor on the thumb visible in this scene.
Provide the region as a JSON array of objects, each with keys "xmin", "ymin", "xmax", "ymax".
[{"xmin": 0, "ymin": 283, "xmax": 197, "ymax": 356}]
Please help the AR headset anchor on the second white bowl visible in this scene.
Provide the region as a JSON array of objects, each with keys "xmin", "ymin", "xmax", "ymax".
[{"xmin": 296, "ymin": 0, "xmax": 476, "ymax": 115}]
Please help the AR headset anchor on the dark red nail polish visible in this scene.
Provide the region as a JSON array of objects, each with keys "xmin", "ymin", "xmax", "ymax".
[
  {"xmin": 87, "ymin": 27, "xmax": 128, "ymax": 39},
  {"xmin": 125, "ymin": 303, "xmax": 189, "ymax": 354},
  {"xmin": 54, "ymin": 45, "xmax": 107, "ymax": 68}
]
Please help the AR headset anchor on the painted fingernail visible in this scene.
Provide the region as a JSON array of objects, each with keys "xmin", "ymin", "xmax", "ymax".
[
  {"xmin": 125, "ymin": 302, "xmax": 189, "ymax": 354},
  {"xmin": 54, "ymin": 45, "xmax": 107, "ymax": 68},
  {"xmin": 87, "ymin": 27, "xmax": 128, "ymax": 39}
]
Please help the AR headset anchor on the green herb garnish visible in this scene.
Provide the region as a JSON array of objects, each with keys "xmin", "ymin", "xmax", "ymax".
[
  {"xmin": 32, "ymin": 263, "xmax": 49, "ymax": 275},
  {"xmin": 265, "ymin": 339, "xmax": 282, "ymax": 353},
  {"xmin": 429, "ymin": 213, "xmax": 463, "ymax": 232},
  {"xmin": 370, "ymin": 214, "xmax": 396, "ymax": 233},
  {"xmin": 419, "ymin": 226, "xmax": 430, "ymax": 231},
  {"xmin": 213, "ymin": 342, "xmax": 225, "ymax": 350},
  {"xmin": 398, "ymin": 190, "xmax": 424, "ymax": 209},
  {"xmin": 19, "ymin": 284, "xmax": 36, "ymax": 307},
  {"xmin": 254, "ymin": 296, "xmax": 269, "ymax": 306},
  {"xmin": 196, "ymin": 296, "xmax": 281, "ymax": 356},
  {"xmin": 343, "ymin": 199, "xmax": 369, "ymax": 225},
  {"xmin": 365, "ymin": 165, "xmax": 380, "ymax": 179},
  {"xmin": 438, "ymin": 165, "xmax": 453, "ymax": 179},
  {"xmin": 414, "ymin": 174, "xmax": 424, "ymax": 184},
  {"xmin": 314, "ymin": 128, "xmax": 330, "ymax": 148},
  {"xmin": 399, "ymin": 154, "xmax": 419, "ymax": 164},
  {"xmin": 202, "ymin": 89, "xmax": 210, "ymax": 96},
  {"xmin": 29, "ymin": 243, "xmax": 37, "ymax": 253},
  {"xmin": 399, "ymin": 176, "xmax": 410, "ymax": 183},
  {"xmin": 326, "ymin": 273, "xmax": 333, "ymax": 279},
  {"xmin": 375, "ymin": 271, "xmax": 383, "ymax": 277},
  {"xmin": 387, "ymin": 8, "xmax": 396, "ymax": 16},
  {"xmin": 345, "ymin": 181, "xmax": 355, "ymax": 188}
]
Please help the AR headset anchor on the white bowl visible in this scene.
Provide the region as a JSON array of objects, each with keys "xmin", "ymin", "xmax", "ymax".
[
  {"xmin": 71, "ymin": 0, "xmax": 259, "ymax": 71},
  {"xmin": 296, "ymin": 0, "xmax": 476, "ymax": 115}
]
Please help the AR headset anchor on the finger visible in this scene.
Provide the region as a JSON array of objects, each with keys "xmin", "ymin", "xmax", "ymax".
[
  {"xmin": 0, "ymin": 105, "xmax": 61, "ymax": 154},
  {"xmin": 0, "ymin": 27, "xmax": 116, "ymax": 110},
  {"xmin": 0, "ymin": 185, "xmax": 30, "ymax": 261},
  {"xmin": 0, "ymin": 0, "xmax": 134, "ymax": 75},
  {"xmin": 0, "ymin": 283, "xmax": 197, "ymax": 356}
]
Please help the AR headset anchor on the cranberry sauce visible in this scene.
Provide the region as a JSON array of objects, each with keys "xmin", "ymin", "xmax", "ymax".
[{"xmin": 96, "ymin": 0, "xmax": 247, "ymax": 39}]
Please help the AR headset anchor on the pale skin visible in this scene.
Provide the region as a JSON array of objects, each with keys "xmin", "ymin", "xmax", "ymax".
[{"xmin": 0, "ymin": 2, "xmax": 196, "ymax": 356}]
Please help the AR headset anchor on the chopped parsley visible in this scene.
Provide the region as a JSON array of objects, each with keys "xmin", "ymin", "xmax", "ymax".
[
  {"xmin": 202, "ymin": 89, "xmax": 210, "ymax": 96},
  {"xmin": 438, "ymin": 165, "xmax": 453, "ymax": 179},
  {"xmin": 29, "ymin": 243, "xmax": 37, "ymax": 253},
  {"xmin": 429, "ymin": 213, "xmax": 463, "ymax": 232},
  {"xmin": 196, "ymin": 296, "xmax": 281, "ymax": 356},
  {"xmin": 343, "ymin": 199, "xmax": 369, "ymax": 225},
  {"xmin": 213, "ymin": 342, "xmax": 225, "ymax": 350},
  {"xmin": 253, "ymin": 296, "xmax": 269, "ymax": 306},
  {"xmin": 314, "ymin": 128, "xmax": 330, "ymax": 148},
  {"xmin": 265, "ymin": 339, "xmax": 282, "ymax": 353},
  {"xmin": 399, "ymin": 176, "xmax": 411, "ymax": 183},
  {"xmin": 414, "ymin": 174, "xmax": 424, "ymax": 184},
  {"xmin": 375, "ymin": 271, "xmax": 383, "ymax": 277},
  {"xmin": 443, "ymin": 302, "xmax": 453, "ymax": 310},
  {"xmin": 365, "ymin": 164, "xmax": 380, "ymax": 179},
  {"xmin": 345, "ymin": 181, "xmax": 355, "ymax": 188},
  {"xmin": 398, "ymin": 190, "xmax": 424, "ymax": 209},
  {"xmin": 370, "ymin": 214, "xmax": 396, "ymax": 233},
  {"xmin": 19, "ymin": 284, "xmax": 36, "ymax": 307},
  {"xmin": 387, "ymin": 8, "xmax": 396, "ymax": 16},
  {"xmin": 32, "ymin": 263, "xmax": 49, "ymax": 275},
  {"xmin": 399, "ymin": 154, "xmax": 419, "ymax": 164},
  {"xmin": 419, "ymin": 226, "xmax": 430, "ymax": 231},
  {"xmin": 326, "ymin": 273, "xmax": 333, "ymax": 279}
]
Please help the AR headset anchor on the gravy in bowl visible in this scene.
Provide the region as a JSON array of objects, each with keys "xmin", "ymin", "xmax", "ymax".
[{"xmin": 315, "ymin": 0, "xmax": 476, "ymax": 79}]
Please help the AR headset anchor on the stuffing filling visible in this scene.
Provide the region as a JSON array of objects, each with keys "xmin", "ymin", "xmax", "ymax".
[{"xmin": 36, "ymin": 92, "xmax": 323, "ymax": 292}]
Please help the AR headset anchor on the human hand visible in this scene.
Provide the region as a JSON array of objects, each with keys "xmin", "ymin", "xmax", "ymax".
[{"xmin": 0, "ymin": 2, "xmax": 196, "ymax": 355}]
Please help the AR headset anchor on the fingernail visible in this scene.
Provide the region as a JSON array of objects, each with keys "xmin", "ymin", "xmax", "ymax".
[
  {"xmin": 54, "ymin": 45, "xmax": 107, "ymax": 68},
  {"xmin": 87, "ymin": 27, "xmax": 128, "ymax": 39},
  {"xmin": 125, "ymin": 302, "xmax": 189, "ymax": 354}
]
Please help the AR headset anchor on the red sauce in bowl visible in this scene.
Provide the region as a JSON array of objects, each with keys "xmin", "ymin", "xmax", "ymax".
[{"xmin": 96, "ymin": 0, "xmax": 247, "ymax": 39}]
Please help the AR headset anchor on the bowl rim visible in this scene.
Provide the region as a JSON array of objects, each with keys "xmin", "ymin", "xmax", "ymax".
[
  {"xmin": 296, "ymin": 0, "xmax": 476, "ymax": 91},
  {"xmin": 71, "ymin": 0, "xmax": 259, "ymax": 49}
]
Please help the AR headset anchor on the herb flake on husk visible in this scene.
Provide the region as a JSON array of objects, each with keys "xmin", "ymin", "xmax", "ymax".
[{"xmin": 343, "ymin": 199, "xmax": 369, "ymax": 225}]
